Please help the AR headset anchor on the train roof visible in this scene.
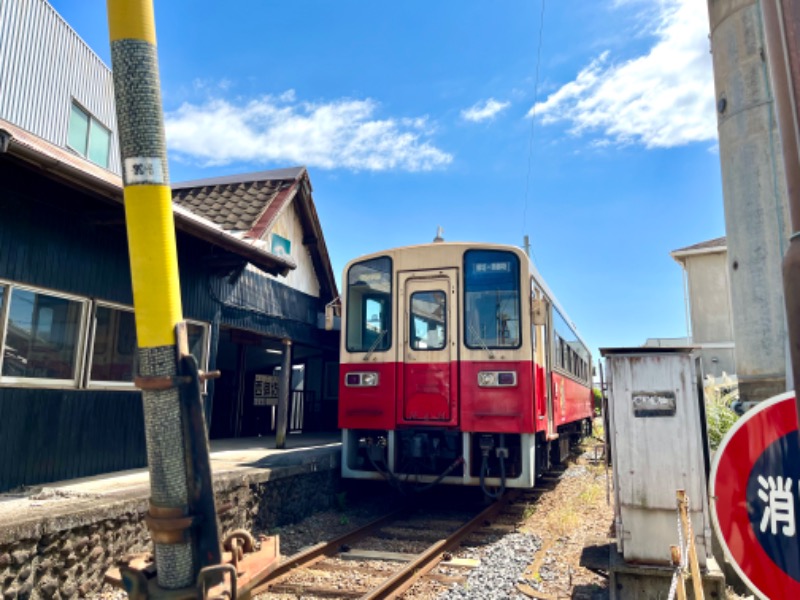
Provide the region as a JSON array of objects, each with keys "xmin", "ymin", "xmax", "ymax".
[{"xmin": 345, "ymin": 241, "xmax": 591, "ymax": 355}]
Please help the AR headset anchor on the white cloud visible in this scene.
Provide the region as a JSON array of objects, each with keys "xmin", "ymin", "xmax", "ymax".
[
  {"xmin": 165, "ymin": 93, "xmax": 452, "ymax": 172},
  {"xmin": 461, "ymin": 98, "xmax": 511, "ymax": 122},
  {"xmin": 530, "ymin": 0, "xmax": 716, "ymax": 148}
]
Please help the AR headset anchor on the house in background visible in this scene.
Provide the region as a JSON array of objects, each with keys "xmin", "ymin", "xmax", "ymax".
[
  {"xmin": 172, "ymin": 169, "xmax": 340, "ymax": 439},
  {"xmin": 0, "ymin": 0, "xmax": 340, "ymax": 492},
  {"xmin": 667, "ymin": 237, "xmax": 736, "ymax": 378}
]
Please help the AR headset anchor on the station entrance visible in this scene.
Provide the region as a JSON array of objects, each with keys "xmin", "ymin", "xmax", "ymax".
[{"xmin": 208, "ymin": 326, "xmax": 339, "ymax": 439}]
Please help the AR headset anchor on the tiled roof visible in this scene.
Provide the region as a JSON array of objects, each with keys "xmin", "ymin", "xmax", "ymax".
[
  {"xmin": 173, "ymin": 179, "xmax": 291, "ymax": 232},
  {"xmin": 170, "ymin": 166, "xmax": 338, "ymax": 298},
  {"xmin": 173, "ymin": 167, "xmax": 306, "ymax": 188}
]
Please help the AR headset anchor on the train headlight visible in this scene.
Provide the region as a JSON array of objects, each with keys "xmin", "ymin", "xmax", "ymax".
[
  {"xmin": 361, "ymin": 372, "xmax": 379, "ymax": 386},
  {"xmin": 478, "ymin": 372, "xmax": 496, "ymax": 386},
  {"xmin": 478, "ymin": 371, "xmax": 517, "ymax": 387},
  {"xmin": 345, "ymin": 372, "xmax": 380, "ymax": 387}
]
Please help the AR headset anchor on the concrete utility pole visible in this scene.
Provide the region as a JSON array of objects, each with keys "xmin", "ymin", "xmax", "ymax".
[
  {"xmin": 707, "ymin": 0, "xmax": 792, "ymax": 403},
  {"xmin": 106, "ymin": 0, "xmax": 219, "ymax": 589},
  {"xmin": 760, "ymin": 0, "xmax": 800, "ymax": 427}
]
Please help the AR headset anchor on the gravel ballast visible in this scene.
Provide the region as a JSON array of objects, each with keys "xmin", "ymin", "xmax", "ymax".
[{"xmin": 438, "ymin": 532, "xmax": 543, "ymax": 599}]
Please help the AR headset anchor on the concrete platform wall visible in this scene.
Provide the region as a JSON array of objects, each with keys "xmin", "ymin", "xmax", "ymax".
[{"xmin": 0, "ymin": 450, "xmax": 340, "ymax": 599}]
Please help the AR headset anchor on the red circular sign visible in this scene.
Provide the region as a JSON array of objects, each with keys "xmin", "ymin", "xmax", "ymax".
[{"xmin": 711, "ymin": 391, "xmax": 800, "ymax": 599}]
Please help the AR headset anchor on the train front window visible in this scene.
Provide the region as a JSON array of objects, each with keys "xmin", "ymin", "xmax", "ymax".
[
  {"xmin": 346, "ymin": 256, "xmax": 392, "ymax": 353},
  {"xmin": 464, "ymin": 250, "xmax": 521, "ymax": 349},
  {"xmin": 410, "ymin": 291, "xmax": 446, "ymax": 351}
]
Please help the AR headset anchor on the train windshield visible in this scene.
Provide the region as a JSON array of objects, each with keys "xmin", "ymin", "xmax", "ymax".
[
  {"xmin": 464, "ymin": 250, "xmax": 521, "ymax": 349},
  {"xmin": 346, "ymin": 256, "xmax": 392, "ymax": 353}
]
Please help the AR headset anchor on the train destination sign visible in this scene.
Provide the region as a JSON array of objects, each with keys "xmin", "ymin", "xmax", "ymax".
[{"xmin": 710, "ymin": 392, "xmax": 800, "ymax": 599}]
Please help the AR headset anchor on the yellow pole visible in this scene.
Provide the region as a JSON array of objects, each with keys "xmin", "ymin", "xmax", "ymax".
[{"xmin": 106, "ymin": 1, "xmax": 194, "ymax": 589}]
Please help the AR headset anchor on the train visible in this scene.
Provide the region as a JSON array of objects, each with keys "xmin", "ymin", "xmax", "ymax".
[{"xmin": 337, "ymin": 241, "xmax": 593, "ymax": 496}]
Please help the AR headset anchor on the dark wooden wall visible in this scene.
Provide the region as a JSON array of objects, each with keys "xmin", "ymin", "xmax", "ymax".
[
  {"xmin": 0, "ymin": 158, "xmax": 338, "ymax": 492},
  {"xmin": 0, "ymin": 389, "xmax": 144, "ymax": 490}
]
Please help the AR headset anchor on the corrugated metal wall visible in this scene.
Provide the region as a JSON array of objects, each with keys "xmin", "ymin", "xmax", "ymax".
[{"xmin": 0, "ymin": 0, "xmax": 121, "ymax": 173}]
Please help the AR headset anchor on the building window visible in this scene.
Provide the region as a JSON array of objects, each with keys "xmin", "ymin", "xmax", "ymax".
[
  {"xmin": 88, "ymin": 303, "xmax": 136, "ymax": 386},
  {"xmin": 0, "ymin": 280, "xmax": 211, "ymax": 390},
  {"xmin": 0, "ymin": 284, "xmax": 88, "ymax": 385},
  {"xmin": 186, "ymin": 321, "xmax": 210, "ymax": 372},
  {"xmin": 67, "ymin": 102, "xmax": 111, "ymax": 168}
]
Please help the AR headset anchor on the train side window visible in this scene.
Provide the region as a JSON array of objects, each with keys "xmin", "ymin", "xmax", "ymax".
[
  {"xmin": 362, "ymin": 296, "xmax": 389, "ymax": 350},
  {"xmin": 555, "ymin": 336, "xmax": 563, "ymax": 369}
]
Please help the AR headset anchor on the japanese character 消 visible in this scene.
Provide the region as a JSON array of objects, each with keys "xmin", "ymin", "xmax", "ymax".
[{"xmin": 757, "ymin": 475, "xmax": 796, "ymax": 537}]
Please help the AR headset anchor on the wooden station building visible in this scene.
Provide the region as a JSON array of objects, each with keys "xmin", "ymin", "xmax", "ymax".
[{"xmin": 0, "ymin": 0, "xmax": 341, "ymax": 492}]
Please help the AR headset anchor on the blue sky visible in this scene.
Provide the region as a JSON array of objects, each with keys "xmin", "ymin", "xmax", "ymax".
[{"xmin": 50, "ymin": 0, "xmax": 723, "ymax": 361}]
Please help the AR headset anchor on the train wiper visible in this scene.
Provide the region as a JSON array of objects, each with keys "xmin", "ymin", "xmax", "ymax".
[
  {"xmin": 364, "ymin": 329, "xmax": 387, "ymax": 361},
  {"xmin": 468, "ymin": 323, "xmax": 495, "ymax": 359}
]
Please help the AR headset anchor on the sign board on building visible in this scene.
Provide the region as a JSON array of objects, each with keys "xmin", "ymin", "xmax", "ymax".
[
  {"xmin": 271, "ymin": 233, "xmax": 291, "ymax": 257},
  {"xmin": 254, "ymin": 374, "xmax": 279, "ymax": 406},
  {"xmin": 632, "ymin": 391, "xmax": 676, "ymax": 417},
  {"xmin": 711, "ymin": 391, "xmax": 800, "ymax": 599}
]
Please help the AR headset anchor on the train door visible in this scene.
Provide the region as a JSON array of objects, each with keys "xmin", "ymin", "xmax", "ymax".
[{"xmin": 398, "ymin": 270, "xmax": 458, "ymax": 424}]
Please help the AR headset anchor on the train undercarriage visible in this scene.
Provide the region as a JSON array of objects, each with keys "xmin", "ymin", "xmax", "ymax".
[{"xmin": 341, "ymin": 421, "xmax": 591, "ymax": 496}]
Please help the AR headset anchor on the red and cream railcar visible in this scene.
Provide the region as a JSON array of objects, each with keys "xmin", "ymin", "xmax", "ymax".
[{"xmin": 338, "ymin": 242, "xmax": 592, "ymax": 494}]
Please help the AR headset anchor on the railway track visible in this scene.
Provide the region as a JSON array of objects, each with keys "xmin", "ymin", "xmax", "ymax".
[{"xmin": 250, "ymin": 478, "xmax": 562, "ymax": 600}]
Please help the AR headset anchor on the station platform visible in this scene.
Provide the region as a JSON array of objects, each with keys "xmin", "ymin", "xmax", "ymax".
[{"xmin": 0, "ymin": 431, "xmax": 341, "ymax": 538}]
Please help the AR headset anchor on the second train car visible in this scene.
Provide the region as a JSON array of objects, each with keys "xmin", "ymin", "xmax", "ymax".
[{"xmin": 338, "ymin": 241, "xmax": 593, "ymax": 495}]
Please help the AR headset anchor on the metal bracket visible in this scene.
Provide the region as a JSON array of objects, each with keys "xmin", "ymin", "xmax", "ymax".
[
  {"xmin": 145, "ymin": 503, "xmax": 196, "ymax": 545},
  {"xmin": 107, "ymin": 534, "xmax": 280, "ymax": 599},
  {"xmin": 197, "ymin": 564, "xmax": 237, "ymax": 600},
  {"xmin": 135, "ymin": 370, "xmax": 221, "ymax": 391}
]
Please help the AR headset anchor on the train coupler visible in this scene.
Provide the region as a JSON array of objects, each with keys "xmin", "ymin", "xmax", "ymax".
[
  {"xmin": 105, "ymin": 531, "xmax": 280, "ymax": 599},
  {"xmin": 478, "ymin": 434, "xmax": 495, "ymax": 457}
]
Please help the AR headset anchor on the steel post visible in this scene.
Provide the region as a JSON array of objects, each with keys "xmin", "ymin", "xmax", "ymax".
[{"xmin": 276, "ymin": 339, "xmax": 292, "ymax": 449}]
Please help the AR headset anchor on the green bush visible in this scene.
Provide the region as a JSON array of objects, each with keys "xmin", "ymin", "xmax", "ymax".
[
  {"xmin": 592, "ymin": 387, "xmax": 603, "ymax": 413},
  {"xmin": 705, "ymin": 391, "xmax": 739, "ymax": 450}
]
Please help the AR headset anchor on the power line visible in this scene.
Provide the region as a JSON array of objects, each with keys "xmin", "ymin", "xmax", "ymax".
[{"xmin": 522, "ymin": 0, "xmax": 546, "ymax": 264}]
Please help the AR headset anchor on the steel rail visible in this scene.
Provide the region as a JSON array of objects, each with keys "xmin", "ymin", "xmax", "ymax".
[
  {"xmin": 251, "ymin": 493, "xmax": 519, "ymax": 600},
  {"xmin": 249, "ymin": 508, "xmax": 409, "ymax": 596},
  {"xmin": 361, "ymin": 492, "xmax": 517, "ymax": 600}
]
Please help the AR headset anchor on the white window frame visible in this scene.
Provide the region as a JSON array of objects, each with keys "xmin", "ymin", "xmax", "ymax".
[
  {"xmin": 0, "ymin": 279, "xmax": 213, "ymax": 391},
  {"xmin": 0, "ymin": 280, "xmax": 90, "ymax": 389},
  {"xmin": 85, "ymin": 300, "xmax": 138, "ymax": 390},
  {"xmin": 67, "ymin": 100, "xmax": 111, "ymax": 169},
  {"xmin": 186, "ymin": 319, "xmax": 210, "ymax": 371}
]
